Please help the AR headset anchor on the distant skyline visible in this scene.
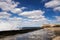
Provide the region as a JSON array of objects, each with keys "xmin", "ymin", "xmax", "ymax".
[{"xmin": 0, "ymin": 0, "xmax": 60, "ymax": 30}]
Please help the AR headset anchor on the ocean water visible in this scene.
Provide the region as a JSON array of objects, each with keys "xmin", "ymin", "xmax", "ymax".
[{"xmin": 0, "ymin": 29, "xmax": 55, "ymax": 40}]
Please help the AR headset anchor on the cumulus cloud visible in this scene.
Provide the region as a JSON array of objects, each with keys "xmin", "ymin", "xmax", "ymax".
[
  {"xmin": 45, "ymin": 0, "xmax": 60, "ymax": 11},
  {"xmin": 0, "ymin": 12, "xmax": 11, "ymax": 18},
  {"xmin": 54, "ymin": 7, "xmax": 60, "ymax": 11},
  {"xmin": 0, "ymin": 21, "xmax": 22, "ymax": 31},
  {"xmin": 7, "ymin": 17, "xmax": 22, "ymax": 21},
  {"xmin": 0, "ymin": 0, "xmax": 25, "ymax": 14},
  {"xmin": 19, "ymin": 10, "xmax": 50, "ymax": 27},
  {"xmin": 0, "ymin": 22, "xmax": 18, "ymax": 31},
  {"xmin": 45, "ymin": 0, "xmax": 60, "ymax": 24},
  {"xmin": 0, "ymin": 0, "xmax": 51, "ymax": 31},
  {"xmin": 45, "ymin": 0, "xmax": 60, "ymax": 8},
  {"xmin": 0, "ymin": 0, "xmax": 18, "ymax": 11},
  {"xmin": 20, "ymin": 19, "xmax": 50, "ymax": 27},
  {"xmin": 19, "ymin": 10, "xmax": 48, "ymax": 22},
  {"xmin": 55, "ymin": 16, "xmax": 60, "ymax": 22},
  {"xmin": 50, "ymin": 16, "xmax": 60, "ymax": 24},
  {"xmin": 20, "ymin": 10, "xmax": 45, "ymax": 19},
  {"xmin": 0, "ymin": 0, "xmax": 23, "ymax": 31},
  {"xmin": 11, "ymin": 8, "xmax": 22, "ymax": 14},
  {"xmin": 0, "ymin": 17, "xmax": 23, "ymax": 31},
  {"xmin": 0, "ymin": 22, "xmax": 13, "ymax": 31}
]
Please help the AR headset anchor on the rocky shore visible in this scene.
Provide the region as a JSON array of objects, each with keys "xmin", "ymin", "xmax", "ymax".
[
  {"xmin": 0, "ymin": 24, "xmax": 60, "ymax": 40},
  {"xmin": 0, "ymin": 29, "xmax": 55, "ymax": 40}
]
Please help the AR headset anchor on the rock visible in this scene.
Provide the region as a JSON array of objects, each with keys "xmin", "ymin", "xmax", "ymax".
[
  {"xmin": 0, "ymin": 29, "xmax": 55, "ymax": 40},
  {"xmin": 53, "ymin": 36, "xmax": 60, "ymax": 40}
]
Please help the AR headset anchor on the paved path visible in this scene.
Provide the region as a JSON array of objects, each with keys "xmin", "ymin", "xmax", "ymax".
[{"xmin": 0, "ymin": 29, "xmax": 55, "ymax": 40}]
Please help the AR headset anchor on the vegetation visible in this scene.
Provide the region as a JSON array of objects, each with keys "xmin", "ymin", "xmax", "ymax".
[{"xmin": 53, "ymin": 24, "xmax": 60, "ymax": 27}]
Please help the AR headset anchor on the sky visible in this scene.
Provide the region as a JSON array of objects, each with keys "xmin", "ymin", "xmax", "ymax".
[{"xmin": 0, "ymin": 0, "xmax": 60, "ymax": 31}]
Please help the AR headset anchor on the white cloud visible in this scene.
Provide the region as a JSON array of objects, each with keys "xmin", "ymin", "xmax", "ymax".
[
  {"xmin": 20, "ymin": 10, "xmax": 44, "ymax": 15},
  {"xmin": 50, "ymin": 16, "xmax": 60, "ymax": 24},
  {"xmin": 45, "ymin": 0, "xmax": 60, "ymax": 11},
  {"xmin": 0, "ymin": 0, "xmax": 23, "ymax": 31},
  {"xmin": 0, "ymin": 17, "xmax": 23, "ymax": 31},
  {"xmin": 54, "ymin": 7, "xmax": 60, "ymax": 11},
  {"xmin": 55, "ymin": 16, "xmax": 60, "ymax": 22},
  {"xmin": 7, "ymin": 17, "xmax": 22, "ymax": 21},
  {"xmin": 0, "ymin": 22, "xmax": 18, "ymax": 31},
  {"xmin": 19, "ymin": 10, "xmax": 50, "ymax": 27},
  {"xmin": 0, "ymin": 22, "xmax": 13, "ymax": 31},
  {"xmin": 45, "ymin": 0, "xmax": 60, "ymax": 8},
  {"xmin": 0, "ymin": 21, "xmax": 22, "ymax": 31},
  {"xmin": 0, "ymin": 0, "xmax": 24, "ymax": 14},
  {"xmin": 20, "ymin": 10, "xmax": 45, "ymax": 19},
  {"xmin": 21, "ymin": 7, "xmax": 27, "ymax": 10},
  {"xmin": 0, "ymin": 12, "xmax": 11, "ymax": 18},
  {"xmin": 20, "ymin": 19, "xmax": 50, "ymax": 27},
  {"xmin": 0, "ymin": 0, "xmax": 19, "ymax": 11},
  {"xmin": 45, "ymin": 0, "xmax": 60, "ymax": 24},
  {"xmin": 11, "ymin": 8, "xmax": 22, "ymax": 13},
  {"xmin": 0, "ymin": 0, "xmax": 52, "ymax": 30}
]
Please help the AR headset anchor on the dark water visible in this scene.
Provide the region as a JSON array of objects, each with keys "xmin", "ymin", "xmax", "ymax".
[{"xmin": 0, "ymin": 29, "xmax": 55, "ymax": 40}]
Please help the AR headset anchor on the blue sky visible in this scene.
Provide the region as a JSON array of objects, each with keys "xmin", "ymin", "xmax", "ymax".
[
  {"xmin": 13, "ymin": 0, "xmax": 60, "ymax": 20},
  {"xmin": 0, "ymin": 0, "xmax": 60, "ymax": 30}
]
